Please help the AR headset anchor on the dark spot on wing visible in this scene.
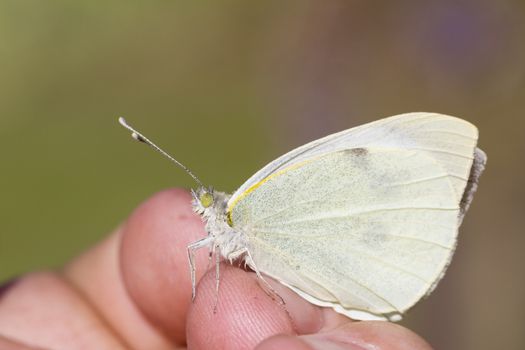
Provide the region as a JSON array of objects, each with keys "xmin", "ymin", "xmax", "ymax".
[
  {"xmin": 458, "ymin": 147, "xmax": 486, "ymax": 224},
  {"xmin": 349, "ymin": 148, "xmax": 368, "ymax": 156},
  {"xmin": 341, "ymin": 148, "xmax": 371, "ymax": 171}
]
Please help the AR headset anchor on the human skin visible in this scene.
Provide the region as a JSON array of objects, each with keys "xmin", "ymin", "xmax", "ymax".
[{"xmin": 0, "ymin": 189, "xmax": 434, "ymax": 350}]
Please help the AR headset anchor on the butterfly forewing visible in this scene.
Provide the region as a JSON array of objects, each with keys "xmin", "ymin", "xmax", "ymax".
[{"xmin": 228, "ymin": 113, "xmax": 479, "ymax": 209}]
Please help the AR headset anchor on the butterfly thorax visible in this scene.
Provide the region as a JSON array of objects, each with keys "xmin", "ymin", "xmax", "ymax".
[{"xmin": 191, "ymin": 187, "xmax": 250, "ymax": 262}]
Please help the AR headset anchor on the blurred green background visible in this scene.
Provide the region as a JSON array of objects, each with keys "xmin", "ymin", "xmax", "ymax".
[{"xmin": 1, "ymin": 1, "xmax": 524, "ymax": 349}]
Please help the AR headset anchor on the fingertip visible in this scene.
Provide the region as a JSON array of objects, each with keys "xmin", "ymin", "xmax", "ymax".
[
  {"xmin": 119, "ymin": 188, "xmax": 208, "ymax": 343},
  {"xmin": 257, "ymin": 321, "xmax": 434, "ymax": 350},
  {"xmin": 255, "ymin": 334, "xmax": 313, "ymax": 350},
  {"xmin": 187, "ymin": 264, "xmax": 295, "ymax": 350},
  {"xmin": 320, "ymin": 321, "xmax": 434, "ymax": 350}
]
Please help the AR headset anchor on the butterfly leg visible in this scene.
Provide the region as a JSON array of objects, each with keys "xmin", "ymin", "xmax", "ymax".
[
  {"xmin": 206, "ymin": 244, "xmax": 216, "ymax": 274},
  {"xmin": 187, "ymin": 236, "xmax": 214, "ymax": 301},
  {"xmin": 213, "ymin": 244, "xmax": 221, "ymax": 313},
  {"xmin": 225, "ymin": 248, "xmax": 247, "ymax": 264},
  {"xmin": 241, "ymin": 249, "xmax": 284, "ymax": 306}
]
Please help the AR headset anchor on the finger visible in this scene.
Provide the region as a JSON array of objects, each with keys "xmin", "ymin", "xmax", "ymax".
[
  {"xmin": 0, "ymin": 334, "xmax": 48, "ymax": 350},
  {"xmin": 64, "ymin": 227, "xmax": 174, "ymax": 350},
  {"xmin": 256, "ymin": 322, "xmax": 434, "ymax": 350},
  {"xmin": 186, "ymin": 264, "xmax": 295, "ymax": 349},
  {"xmin": 66, "ymin": 188, "xmax": 205, "ymax": 348},
  {"xmin": 118, "ymin": 188, "xmax": 211, "ymax": 344},
  {"xmin": 0, "ymin": 272, "xmax": 127, "ymax": 349}
]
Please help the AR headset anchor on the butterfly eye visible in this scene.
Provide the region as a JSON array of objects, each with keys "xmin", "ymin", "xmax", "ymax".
[{"xmin": 200, "ymin": 192, "xmax": 214, "ymax": 208}]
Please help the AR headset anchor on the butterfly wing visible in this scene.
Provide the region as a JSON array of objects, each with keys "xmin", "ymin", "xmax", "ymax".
[
  {"xmin": 228, "ymin": 113, "xmax": 484, "ymax": 219},
  {"xmin": 229, "ymin": 148, "xmax": 462, "ymax": 320}
]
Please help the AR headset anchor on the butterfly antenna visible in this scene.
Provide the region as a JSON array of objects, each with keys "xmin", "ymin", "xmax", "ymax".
[{"xmin": 118, "ymin": 117, "xmax": 204, "ymax": 187}]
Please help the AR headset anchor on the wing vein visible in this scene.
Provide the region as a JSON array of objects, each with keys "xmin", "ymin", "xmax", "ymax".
[
  {"xmin": 414, "ymin": 147, "xmax": 474, "ymax": 159},
  {"xmin": 271, "ymin": 207, "xmax": 458, "ymax": 226},
  {"xmin": 254, "ymin": 229, "xmax": 455, "ymax": 250},
  {"xmin": 422, "ymin": 129, "xmax": 477, "ymax": 139},
  {"xmin": 388, "ymin": 174, "xmax": 449, "ymax": 187}
]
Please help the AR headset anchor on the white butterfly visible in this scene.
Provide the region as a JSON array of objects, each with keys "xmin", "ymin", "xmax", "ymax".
[{"xmin": 119, "ymin": 112, "xmax": 486, "ymax": 321}]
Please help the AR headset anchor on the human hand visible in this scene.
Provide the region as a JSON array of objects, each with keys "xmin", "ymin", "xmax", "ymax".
[{"xmin": 0, "ymin": 189, "xmax": 434, "ymax": 349}]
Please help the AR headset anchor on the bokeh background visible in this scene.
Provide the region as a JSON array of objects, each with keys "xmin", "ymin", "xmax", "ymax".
[{"xmin": 1, "ymin": 1, "xmax": 524, "ymax": 349}]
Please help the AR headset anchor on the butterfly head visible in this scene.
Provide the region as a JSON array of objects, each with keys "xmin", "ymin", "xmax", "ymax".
[
  {"xmin": 192, "ymin": 187, "xmax": 215, "ymax": 215},
  {"xmin": 199, "ymin": 188, "xmax": 214, "ymax": 208},
  {"xmin": 191, "ymin": 187, "xmax": 231, "ymax": 223}
]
